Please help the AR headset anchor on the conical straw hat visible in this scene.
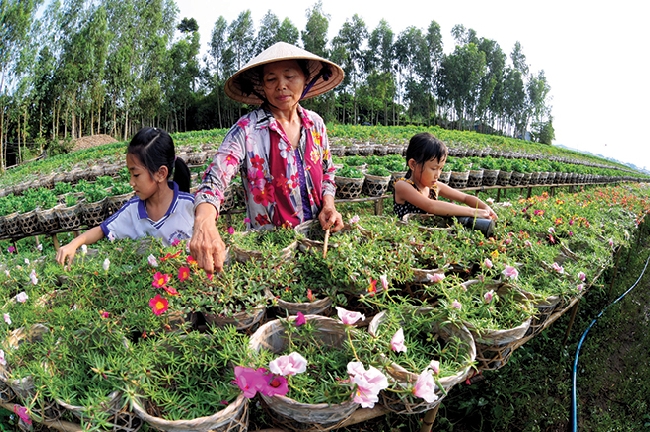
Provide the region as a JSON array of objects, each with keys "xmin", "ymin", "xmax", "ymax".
[{"xmin": 224, "ymin": 42, "xmax": 344, "ymax": 105}]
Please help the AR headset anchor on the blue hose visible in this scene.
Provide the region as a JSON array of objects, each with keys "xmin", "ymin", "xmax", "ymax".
[{"xmin": 571, "ymin": 252, "xmax": 650, "ymax": 431}]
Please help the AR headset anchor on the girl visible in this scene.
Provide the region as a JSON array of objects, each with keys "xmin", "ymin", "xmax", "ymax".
[
  {"xmin": 393, "ymin": 132, "xmax": 497, "ymax": 222},
  {"xmin": 56, "ymin": 127, "xmax": 194, "ymax": 267}
]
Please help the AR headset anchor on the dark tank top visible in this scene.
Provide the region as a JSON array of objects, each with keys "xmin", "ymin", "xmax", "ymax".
[{"xmin": 393, "ymin": 178, "xmax": 438, "ymax": 220}]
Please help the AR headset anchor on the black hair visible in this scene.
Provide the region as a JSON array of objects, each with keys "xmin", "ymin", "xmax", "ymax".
[
  {"xmin": 405, "ymin": 132, "xmax": 448, "ymax": 178},
  {"xmin": 127, "ymin": 127, "xmax": 191, "ymax": 193}
]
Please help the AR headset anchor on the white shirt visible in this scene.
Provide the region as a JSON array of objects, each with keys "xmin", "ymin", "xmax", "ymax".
[{"xmin": 100, "ymin": 182, "xmax": 194, "ymax": 246}]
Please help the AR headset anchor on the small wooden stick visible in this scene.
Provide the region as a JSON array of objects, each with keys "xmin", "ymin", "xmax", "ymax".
[{"xmin": 323, "ymin": 228, "xmax": 331, "ymax": 259}]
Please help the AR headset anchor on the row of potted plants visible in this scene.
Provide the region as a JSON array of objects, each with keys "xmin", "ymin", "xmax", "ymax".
[{"xmin": 0, "ymin": 183, "xmax": 647, "ymax": 430}]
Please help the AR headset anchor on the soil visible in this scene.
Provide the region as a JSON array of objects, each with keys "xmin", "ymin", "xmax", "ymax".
[{"xmin": 71, "ymin": 134, "xmax": 118, "ymax": 152}]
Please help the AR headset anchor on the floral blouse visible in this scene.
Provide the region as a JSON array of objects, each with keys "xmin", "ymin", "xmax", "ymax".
[{"xmin": 194, "ymin": 106, "xmax": 337, "ymax": 229}]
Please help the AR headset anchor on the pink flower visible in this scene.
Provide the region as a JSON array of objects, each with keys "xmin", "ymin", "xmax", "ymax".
[
  {"xmin": 503, "ymin": 265, "xmax": 519, "ymax": 279},
  {"xmin": 147, "ymin": 254, "xmax": 158, "ymax": 267},
  {"xmin": 263, "ymin": 374, "xmax": 289, "ymax": 397},
  {"xmin": 484, "ymin": 258, "xmax": 493, "ymax": 269},
  {"xmin": 380, "ymin": 274, "xmax": 389, "ymax": 291},
  {"xmin": 524, "ymin": 240, "xmax": 532, "ymax": 247},
  {"xmin": 29, "ymin": 270, "xmax": 38, "ymax": 285},
  {"xmin": 413, "ymin": 369, "xmax": 438, "ymax": 403},
  {"xmin": 3, "ymin": 313, "xmax": 11, "ymax": 325},
  {"xmin": 390, "ymin": 328, "xmax": 407, "ymax": 353},
  {"xmin": 178, "ymin": 266, "xmax": 190, "ymax": 282},
  {"xmin": 451, "ymin": 300, "xmax": 462, "ymax": 310},
  {"xmin": 349, "ymin": 215, "xmax": 360, "ymax": 224},
  {"xmin": 484, "ymin": 290, "xmax": 495, "ymax": 304},
  {"xmin": 171, "ymin": 238, "xmax": 180, "ymax": 247},
  {"xmin": 336, "ymin": 307, "xmax": 365, "ymax": 325},
  {"xmin": 152, "ymin": 272, "xmax": 170, "ymax": 288},
  {"xmin": 552, "ymin": 262, "xmax": 564, "ymax": 274},
  {"xmin": 234, "ymin": 366, "xmax": 268, "ymax": 398},
  {"xmin": 15, "ymin": 292, "xmax": 28, "ymax": 303},
  {"xmin": 13, "ymin": 405, "xmax": 31, "ymax": 425},
  {"xmin": 504, "ymin": 238, "xmax": 512, "ymax": 245},
  {"xmin": 148, "ymin": 294, "xmax": 168, "ymax": 315},
  {"xmin": 306, "ymin": 289, "xmax": 314, "ymax": 302},
  {"xmin": 347, "ymin": 362, "xmax": 389, "ymax": 408},
  {"xmin": 426, "ymin": 272, "xmax": 445, "ymax": 283},
  {"xmin": 577, "ymin": 283, "xmax": 584, "ymax": 292},
  {"xmin": 608, "ymin": 238, "xmax": 614, "ymax": 248},
  {"xmin": 429, "ymin": 360, "xmax": 440, "ymax": 375},
  {"xmin": 578, "ymin": 271, "xmax": 586, "ymax": 282},
  {"xmin": 227, "ymin": 226, "xmax": 235, "ymax": 235},
  {"xmin": 107, "ymin": 231, "xmax": 115, "ymax": 242},
  {"xmin": 295, "ymin": 312, "xmax": 306, "ymax": 327},
  {"xmin": 244, "ymin": 217, "xmax": 251, "ymax": 224},
  {"xmin": 269, "ymin": 352, "xmax": 308, "ymax": 376},
  {"xmin": 0, "ymin": 349, "xmax": 5, "ymax": 366},
  {"xmin": 100, "ymin": 311, "xmax": 110, "ymax": 319},
  {"xmin": 7, "ymin": 246, "xmax": 15, "ymax": 253}
]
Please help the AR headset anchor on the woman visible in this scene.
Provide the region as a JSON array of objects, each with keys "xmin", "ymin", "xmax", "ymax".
[{"xmin": 190, "ymin": 42, "xmax": 345, "ymax": 273}]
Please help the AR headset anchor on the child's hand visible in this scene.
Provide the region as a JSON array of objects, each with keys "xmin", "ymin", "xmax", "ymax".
[
  {"xmin": 485, "ymin": 206, "xmax": 498, "ymax": 220},
  {"xmin": 56, "ymin": 244, "xmax": 76, "ymax": 268}
]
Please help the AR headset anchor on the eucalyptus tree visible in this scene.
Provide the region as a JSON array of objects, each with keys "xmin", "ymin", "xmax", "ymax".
[
  {"xmin": 206, "ymin": 16, "xmax": 230, "ymax": 128},
  {"xmin": 277, "ymin": 18, "xmax": 299, "ymax": 45},
  {"xmin": 527, "ymin": 70, "xmax": 553, "ymax": 143},
  {"xmin": 476, "ymin": 38, "xmax": 506, "ymax": 133},
  {"xmin": 301, "ymin": 1, "xmax": 329, "ymax": 56},
  {"xmin": 394, "ymin": 26, "xmax": 432, "ymax": 125},
  {"xmin": 255, "ymin": 10, "xmax": 282, "ymax": 52},
  {"xmin": 331, "ymin": 14, "xmax": 368, "ymax": 124},
  {"xmin": 228, "ymin": 10, "xmax": 256, "ymax": 71},
  {"xmin": 503, "ymin": 66, "xmax": 526, "ymax": 137},
  {"xmin": 366, "ymin": 19, "xmax": 396, "ymax": 125},
  {"xmin": 0, "ymin": 0, "xmax": 43, "ymax": 170}
]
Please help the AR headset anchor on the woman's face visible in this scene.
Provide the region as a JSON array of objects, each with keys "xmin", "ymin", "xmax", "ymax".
[{"xmin": 261, "ymin": 60, "xmax": 306, "ymax": 112}]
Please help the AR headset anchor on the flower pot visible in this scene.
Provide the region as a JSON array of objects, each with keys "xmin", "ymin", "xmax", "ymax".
[
  {"xmin": 57, "ymin": 391, "xmax": 143, "ymax": 432},
  {"xmin": 437, "ymin": 171, "xmax": 451, "ymax": 184},
  {"xmin": 368, "ymin": 309, "xmax": 476, "ymax": 414},
  {"xmin": 265, "ymin": 288, "xmax": 333, "ymax": 316},
  {"xmin": 249, "ymin": 315, "xmax": 359, "ymax": 431},
  {"xmin": 537, "ymin": 172, "xmax": 549, "ymax": 184},
  {"xmin": 36, "ymin": 206, "xmax": 62, "ymax": 233},
  {"xmin": 509, "ymin": 171, "xmax": 525, "ymax": 187},
  {"xmin": 389, "ymin": 171, "xmax": 407, "ymax": 192},
  {"xmin": 358, "ymin": 144, "xmax": 374, "ymax": 156},
  {"xmin": 528, "ymin": 172, "xmax": 540, "ymax": 185},
  {"xmin": 106, "ymin": 192, "xmax": 135, "ymax": 216},
  {"xmin": 546, "ymin": 172, "xmax": 557, "ymax": 184},
  {"xmin": 467, "ymin": 169, "xmax": 484, "ymax": 188},
  {"xmin": 81, "ymin": 197, "xmax": 108, "ymax": 228},
  {"xmin": 19, "ymin": 209, "xmax": 40, "ymax": 235},
  {"xmin": 56, "ymin": 201, "xmax": 84, "ymax": 231},
  {"xmin": 130, "ymin": 393, "xmax": 248, "ymax": 432},
  {"xmin": 520, "ymin": 172, "xmax": 532, "ymax": 186},
  {"xmin": 481, "ymin": 169, "xmax": 500, "ymax": 187},
  {"xmin": 344, "ymin": 145, "xmax": 360, "ymax": 156},
  {"xmin": 204, "ymin": 305, "xmax": 266, "ymax": 332},
  {"xmin": 362, "ymin": 174, "xmax": 391, "ymax": 197},
  {"xmin": 373, "ymin": 144, "xmax": 388, "ymax": 156},
  {"xmin": 448, "ymin": 171, "xmax": 469, "ymax": 189},
  {"xmin": 334, "ymin": 176, "xmax": 364, "ymax": 199},
  {"xmin": 329, "ymin": 145, "xmax": 346, "ymax": 157},
  {"xmin": 2, "ymin": 212, "xmax": 22, "ymax": 237},
  {"xmin": 496, "ymin": 171, "xmax": 512, "ymax": 186}
]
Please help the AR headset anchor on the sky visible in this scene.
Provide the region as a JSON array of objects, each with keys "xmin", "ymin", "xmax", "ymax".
[{"xmin": 177, "ymin": 0, "xmax": 650, "ymax": 171}]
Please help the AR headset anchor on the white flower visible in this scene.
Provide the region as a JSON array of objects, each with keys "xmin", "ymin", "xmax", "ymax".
[
  {"xmin": 147, "ymin": 254, "xmax": 158, "ymax": 267},
  {"xmin": 108, "ymin": 232, "xmax": 116, "ymax": 242},
  {"xmin": 4, "ymin": 270, "xmax": 9, "ymax": 277},
  {"xmin": 103, "ymin": 258, "xmax": 110, "ymax": 271},
  {"xmin": 80, "ymin": 245, "xmax": 88, "ymax": 255},
  {"xmin": 0, "ymin": 350, "xmax": 6, "ymax": 366},
  {"xmin": 36, "ymin": 244, "xmax": 43, "ymax": 251},
  {"xmin": 3, "ymin": 313, "xmax": 11, "ymax": 325},
  {"xmin": 15, "ymin": 292, "xmax": 28, "ymax": 303},
  {"xmin": 24, "ymin": 258, "xmax": 30, "ymax": 265}
]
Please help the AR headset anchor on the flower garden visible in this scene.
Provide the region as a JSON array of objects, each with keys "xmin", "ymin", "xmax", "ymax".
[{"xmin": 0, "ymin": 126, "xmax": 649, "ymax": 431}]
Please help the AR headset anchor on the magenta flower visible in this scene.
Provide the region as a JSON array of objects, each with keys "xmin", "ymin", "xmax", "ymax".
[
  {"xmin": 347, "ymin": 362, "xmax": 388, "ymax": 408},
  {"xmin": 426, "ymin": 272, "xmax": 445, "ymax": 283},
  {"xmin": 13, "ymin": 404, "xmax": 31, "ymax": 425},
  {"xmin": 608, "ymin": 238, "xmax": 614, "ymax": 248},
  {"xmin": 227, "ymin": 226, "xmax": 235, "ymax": 235},
  {"xmin": 390, "ymin": 328, "xmax": 407, "ymax": 353},
  {"xmin": 269, "ymin": 352, "xmax": 308, "ymax": 376},
  {"xmin": 263, "ymin": 374, "xmax": 289, "ymax": 397},
  {"xmin": 234, "ymin": 366, "xmax": 268, "ymax": 398},
  {"xmin": 503, "ymin": 265, "xmax": 519, "ymax": 279},
  {"xmin": 451, "ymin": 300, "xmax": 462, "ymax": 310},
  {"xmin": 578, "ymin": 271, "xmax": 586, "ymax": 282},
  {"xmin": 171, "ymin": 238, "xmax": 180, "ymax": 247},
  {"xmin": 413, "ymin": 369, "xmax": 438, "ymax": 403},
  {"xmin": 244, "ymin": 217, "xmax": 251, "ymax": 224},
  {"xmin": 336, "ymin": 307, "xmax": 365, "ymax": 325},
  {"xmin": 551, "ymin": 262, "xmax": 564, "ymax": 274},
  {"xmin": 484, "ymin": 258, "xmax": 493, "ymax": 269},
  {"xmin": 7, "ymin": 246, "xmax": 15, "ymax": 253},
  {"xmin": 295, "ymin": 312, "xmax": 306, "ymax": 327},
  {"xmin": 152, "ymin": 272, "xmax": 170, "ymax": 288},
  {"xmin": 484, "ymin": 290, "xmax": 495, "ymax": 304}
]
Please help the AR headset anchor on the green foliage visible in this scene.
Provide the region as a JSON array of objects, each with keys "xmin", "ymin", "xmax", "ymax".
[
  {"xmin": 336, "ymin": 165, "xmax": 365, "ymax": 179},
  {"xmin": 366, "ymin": 164, "xmax": 390, "ymax": 177}
]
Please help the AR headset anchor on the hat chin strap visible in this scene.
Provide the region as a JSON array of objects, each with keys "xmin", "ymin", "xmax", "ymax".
[{"xmin": 300, "ymin": 63, "xmax": 332, "ymax": 100}]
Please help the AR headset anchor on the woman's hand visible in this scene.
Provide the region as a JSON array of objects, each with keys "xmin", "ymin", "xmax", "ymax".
[
  {"xmin": 190, "ymin": 203, "xmax": 226, "ymax": 274},
  {"xmin": 319, "ymin": 196, "xmax": 344, "ymax": 232}
]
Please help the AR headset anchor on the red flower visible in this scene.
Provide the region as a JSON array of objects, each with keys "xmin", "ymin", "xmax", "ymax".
[
  {"xmin": 178, "ymin": 266, "xmax": 190, "ymax": 282},
  {"xmin": 306, "ymin": 289, "xmax": 314, "ymax": 302},
  {"xmin": 187, "ymin": 255, "xmax": 197, "ymax": 265},
  {"xmin": 160, "ymin": 250, "xmax": 182, "ymax": 262},
  {"xmin": 255, "ymin": 214, "xmax": 271, "ymax": 226},
  {"xmin": 252, "ymin": 183, "xmax": 275, "ymax": 206},
  {"xmin": 152, "ymin": 272, "xmax": 170, "ymax": 288},
  {"xmin": 162, "ymin": 286, "xmax": 179, "ymax": 296},
  {"xmin": 250, "ymin": 154, "xmax": 265, "ymax": 170},
  {"xmin": 148, "ymin": 294, "xmax": 168, "ymax": 315},
  {"xmin": 368, "ymin": 279, "xmax": 377, "ymax": 296}
]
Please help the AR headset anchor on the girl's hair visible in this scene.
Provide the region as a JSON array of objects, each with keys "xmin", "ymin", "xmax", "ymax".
[
  {"xmin": 405, "ymin": 132, "xmax": 448, "ymax": 178},
  {"xmin": 127, "ymin": 127, "xmax": 191, "ymax": 193}
]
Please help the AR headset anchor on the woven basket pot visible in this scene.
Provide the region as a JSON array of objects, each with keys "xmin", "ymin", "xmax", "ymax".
[
  {"xmin": 509, "ymin": 171, "xmax": 525, "ymax": 186},
  {"xmin": 329, "ymin": 145, "xmax": 346, "ymax": 157},
  {"xmin": 520, "ymin": 172, "xmax": 532, "ymax": 186},
  {"xmin": 82, "ymin": 197, "xmax": 108, "ymax": 228},
  {"xmin": 249, "ymin": 315, "xmax": 359, "ymax": 431},
  {"xmin": 334, "ymin": 176, "xmax": 364, "ymax": 199},
  {"xmin": 537, "ymin": 172, "xmax": 549, "ymax": 185},
  {"xmin": 368, "ymin": 309, "xmax": 476, "ymax": 415},
  {"xmin": 36, "ymin": 206, "xmax": 62, "ymax": 233},
  {"xmin": 546, "ymin": 172, "xmax": 557, "ymax": 184},
  {"xmin": 437, "ymin": 171, "xmax": 451, "ymax": 184},
  {"xmin": 362, "ymin": 174, "xmax": 391, "ymax": 197},
  {"xmin": 204, "ymin": 305, "xmax": 266, "ymax": 333},
  {"xmin": 56, "ymin": 202, "xmax": 84, "ymax": 231},
  {"xmin": 0, "ymin": 212, "xmax": 20, "ymax": 238},
  {"xmin": 467, "ymin": 170, "xmax": 484, "ymax": 188},
  {"xmin": 481, "ymin": 169, "xmax": 500, "ymax": 187},
  {"xmin": 106, "ymin": 192, "xmax": 135, "ymax": 216},
  {"xmin": 19, "ymin": 210, "xmax": 40, "ymax": 235},
  {"xmin": 389, "ymin": 172, "xmax": 407, "ymax": 192},
  {"xmin": 358, "ymin": 145, "xmax": 374, "ymax": 156},
  {"xmin": 528, "ymin": 172, "xmax": 540, "ymax": 185},
  {"xmin": 448, "ymin": 171, "xmax": 469, "ymax": 189},
  {"xmin": 57, "ymin": 391, "xmax": 143, "ymax": 432},
  {"xmin": 130, "ymin": 393, "xmax": 248, "ymax": 432},
  {"xmin": 401, "ymin": 213, "xmax": 453, "ymax": 234},
  {"xmin": 219, "ymin": 185, "xmax": 237, "ymax": 213},
  {"xmin": 1, "ymin": 324, "xmax": 65, "ymax": 422},
  {"xmin": 496, "ymin": 171, "xmax": 512, "ymax": 186},
  {"xmin": 344, "ymin": 145, "xmax": 360, "ymax": 156},
  {"xmin": 520, "ymin": 292, "xmax": 563, "ymax": 337},
  {"xmin": 460, "ymin": 280, "xmax": 532, "ymax": 372},
  {"xmin": 229, "ymin": 237, "xmax": 298, "ymax": 264},
  {"xmin": 265, "ymin": 288, "xmax": 333, "ymax": 317},
  {"xmin": 373, "ymin": 145, "xmax": 388, "ymax": 156}
]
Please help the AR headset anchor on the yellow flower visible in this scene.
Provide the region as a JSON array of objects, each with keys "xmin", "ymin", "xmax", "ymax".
[
  {"xmin": 312, "ymin": 131, "xmax": 322, "ymax": 146},
  {"xmin": 490, "ymin": 250, "xmax": 499, "ymax": 259},
  {"xmin": 310, "ymin": 149, "xmax": 320, "ymax": 164}
]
